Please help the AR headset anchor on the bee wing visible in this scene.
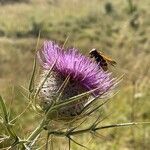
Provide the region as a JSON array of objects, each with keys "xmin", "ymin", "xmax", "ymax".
[
  {"xmin": 100, "ymin": 53, "xmax": 117, "ymax": 66},
  {"xmin": 108, "ymin": 60, "xmax": 117, "ymax": 66}
]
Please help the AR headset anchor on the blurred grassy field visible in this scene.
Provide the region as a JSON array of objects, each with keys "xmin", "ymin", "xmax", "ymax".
[{"xmin": 0, "ymin": 0, "xmax": 150, "ymax": 149}]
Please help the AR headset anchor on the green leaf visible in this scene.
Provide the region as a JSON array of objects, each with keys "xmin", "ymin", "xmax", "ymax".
[
  {"xmin": 29, "ymin": 31, "xmax": 41, "ymax": 93},
  {"xmin": 0, "ymin": 95, "xmax": 9, "ymax": 123},
  {"xmin": 29, "ymin": 56, "xmax": 37, "ymax": 93}
]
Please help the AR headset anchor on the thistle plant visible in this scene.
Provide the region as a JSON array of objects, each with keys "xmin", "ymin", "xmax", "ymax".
[
  {"xmin": 36, "ymin": 41, "xmax": 117, "ymax": 119},
  {"xmin": 0, "ymin": 40, "xmax": 149, "ymax": 149},
  {"xmin": 26, "ymin": 40, "xmax": 119, "ymax": 148}
]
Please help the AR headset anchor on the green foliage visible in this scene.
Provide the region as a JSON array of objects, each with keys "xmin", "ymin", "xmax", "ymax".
[
  {"xmin": 0, "ymin": 0, "xmax": 29, "ymax": 4},
  {"xmin": 0, "ymin": 0, "xmax": 150, "ymax": 149}
]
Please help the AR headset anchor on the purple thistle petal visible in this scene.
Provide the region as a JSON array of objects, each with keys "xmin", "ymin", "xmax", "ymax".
[{"xmin": 37, "ymin": 41, "xmax": 116, "ymax": 96}]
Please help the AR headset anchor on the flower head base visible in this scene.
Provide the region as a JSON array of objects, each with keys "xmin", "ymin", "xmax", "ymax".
[{"xmin": 37, "ymin": 41, "xmax": 117, "ymax": 120}]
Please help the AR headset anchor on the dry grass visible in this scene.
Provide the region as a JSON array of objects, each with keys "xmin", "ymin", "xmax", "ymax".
[{"xmin": 0, "ymin": 0, "xmax": 150, "ymax": 149}]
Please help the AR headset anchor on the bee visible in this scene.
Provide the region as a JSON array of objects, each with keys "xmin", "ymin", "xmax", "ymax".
[{"xmin": 89, "ymin": 48, "xmax": 117, "ymax": 71}]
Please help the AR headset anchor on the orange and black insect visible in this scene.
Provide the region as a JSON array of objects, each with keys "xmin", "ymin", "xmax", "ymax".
[{"xmin": 89, "ymin": 48, "xmax": 117, "ymax": 71}]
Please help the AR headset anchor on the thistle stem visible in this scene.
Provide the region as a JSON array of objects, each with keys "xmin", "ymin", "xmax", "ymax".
[
  {"xmin": 23, "ymin": 119, "xmax": 46, "ymax": 149},
  {"xmin": 48, "ymin": 122, "xmax": 150, "ymax": 137},
  {"xmin": 27, "ymin": 120, "xmax": 45, "ymax": 141}
]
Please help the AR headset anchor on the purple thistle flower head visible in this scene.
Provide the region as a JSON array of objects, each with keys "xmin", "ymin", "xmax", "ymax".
[
  {"xmin": 38, "ymin": 41, "xmax": 114, "ymax": 95},
  {"xmin": 37, "ymin": 41, "xmax": 117, "ymax": 119}
]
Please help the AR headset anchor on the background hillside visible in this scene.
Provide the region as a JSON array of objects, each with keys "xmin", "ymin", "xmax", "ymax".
[{"xmin": 0, "ymin": 0, "xmax": 149, "ymax": 149}]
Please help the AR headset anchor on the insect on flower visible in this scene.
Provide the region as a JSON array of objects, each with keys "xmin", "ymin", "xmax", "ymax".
[
  {"xmin": 37, "ymin": 41, "xmax": 118, "ymax": 120},
  {"xmin": 89, "ymin": 48, "xmax": 117, "ymax": 71}
]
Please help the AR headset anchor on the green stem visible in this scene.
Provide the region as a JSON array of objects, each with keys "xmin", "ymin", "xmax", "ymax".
[
  {"xmin": 22, "ymin": 119, "xmax": 46, "ymax": 149},
  {"xmin": 27, "ymin": 120, "xmax": 45, "ymax": 142},
  {"xmin": 48, "ymin": 122, "xmax": 150, "ymax": 137}
]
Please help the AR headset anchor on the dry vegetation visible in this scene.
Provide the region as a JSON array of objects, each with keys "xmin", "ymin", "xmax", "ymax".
[{"xmin": 0, "ymin": 0, "xmax": 150, "ymax": 149}]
